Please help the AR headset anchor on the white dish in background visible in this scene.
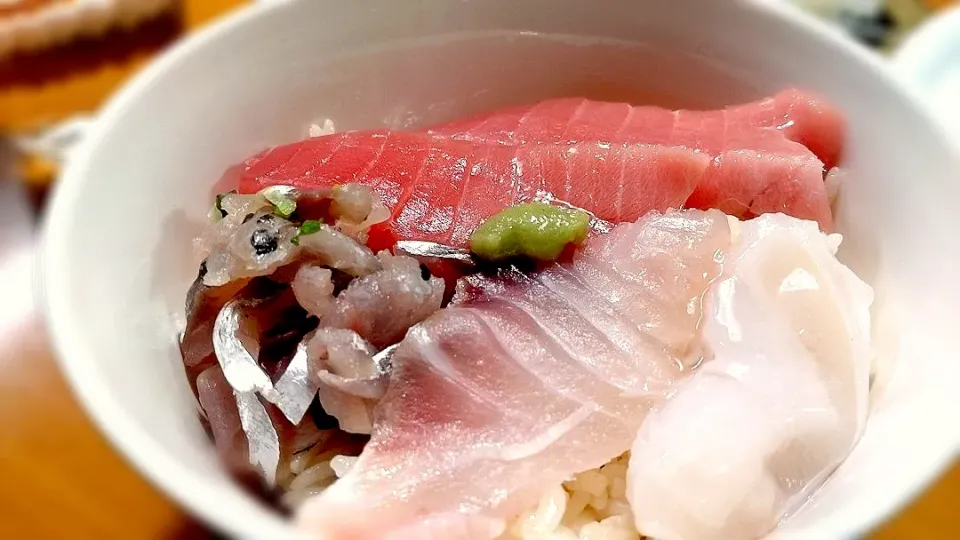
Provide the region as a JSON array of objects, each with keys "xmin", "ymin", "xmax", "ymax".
[
  {"xmin": 39, "ymin": 0, "xmax": 960, "ymax": 539},
  {"xmin": 892, "ymin": 6, "xmax": 960, "ymax": 142}
]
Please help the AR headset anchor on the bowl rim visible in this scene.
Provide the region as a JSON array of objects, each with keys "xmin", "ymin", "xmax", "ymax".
[
  {"xmin": 38, "ymin": 1, "xmax": 960, "ymax": 538},
  {"xmin": 39, "ymin": 3, "xmax": 294, "ymax": 539}
]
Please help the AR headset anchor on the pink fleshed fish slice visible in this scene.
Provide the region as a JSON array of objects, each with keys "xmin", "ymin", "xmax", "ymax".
[{"xmin": 295, "ymin": 209, "xmax": 733, "ymax": 540}]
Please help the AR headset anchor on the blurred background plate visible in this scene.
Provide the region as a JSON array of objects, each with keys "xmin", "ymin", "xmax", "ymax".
[
  {"xmin": 891, "ymin": 5, "xmax": 960, "ymax": 142},
  {"xmin": 1, "ymin": 1, "xmax": 958, "ymax": 538}
]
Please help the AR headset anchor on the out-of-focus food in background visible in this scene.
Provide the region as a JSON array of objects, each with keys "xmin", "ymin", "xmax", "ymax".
[
  {"xmin": 0, "ymin": 0, "xmax": 178, "ymax": 60},
  {"xmin": 0, "ymin": 0, "xmax": 248, "ymax": 193}
]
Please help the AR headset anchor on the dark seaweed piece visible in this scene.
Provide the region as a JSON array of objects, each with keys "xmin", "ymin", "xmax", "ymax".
[
  {"xmin": 309, "ymin": 397, "xmax": 340, "ymax": 430},
  {"xmin": 251, "ymin": 228, "xmax": 280, "ymax": 255},
  {"xmin": 215, "ymin": 190, "xmax": 237, "ymax": 218}
]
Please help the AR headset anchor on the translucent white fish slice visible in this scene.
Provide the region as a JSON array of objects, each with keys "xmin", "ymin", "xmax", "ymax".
[{"xmin": 628, "ymin": 213, "xmax": 873, "ymax": 540}]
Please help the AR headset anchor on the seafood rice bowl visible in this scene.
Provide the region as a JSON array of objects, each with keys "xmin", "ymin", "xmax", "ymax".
[{"xmin": 41, "ymin": 1, "xmax": 960, "ymax": 539}]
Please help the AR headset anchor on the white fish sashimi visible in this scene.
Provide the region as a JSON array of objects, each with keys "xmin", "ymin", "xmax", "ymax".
[
  {"xmin": 296, "ymin": 209, "xmax": 733, "ymax": 539},
  {"xmin": 627, "ymin": 214, "xmax": 873, "ymax": 540}
]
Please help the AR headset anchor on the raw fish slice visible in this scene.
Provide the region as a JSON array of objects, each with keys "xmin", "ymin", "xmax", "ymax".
[
  {"xmin": 197, "ymin": 364, "xmax": 249, "ymax": 471},
  {"xmin": 687, "ymin": 149, "xmax": 834, "ymax": 230},
  {"xmin": 565, "ymin": 101, "xmax": 634, "ymax": 142},
  {"xmin": 238, "ymin": 132, "xmax": 709, "ymax": 249},
  {"xmin": 446, "ymin": 143, "xmax": 519, "ymax": 246},
  {"xmin": 290, "ymin": 264, "xmax": 335, "ymax": 319},
  {"xmin": 233, "ymin": 92, "xmax": 840, "ymax": 244},
  {"xmin": 322, "ymin": 251, "xmax": 445, "ymax": 348},
  {"xmin": 428, "ymin": 91, "xmax": 840, "ymax": 230},
  {"xmin": 296, "ymin": 210, "xmax": 733, "ymax": 540},
  {"xmin": 427, "ymin": 89, "xmax": 844, "ymax": 169},
  {"xmin": 627, "ymin": 214, "xmax": 873, "ymax": 540},
  {"xmin": 306, "ymin": 328, "xmax": 385, "ymax": 435},
  {"xmin": 392, "ymin": 138, "xmax": 476, "ymax": 244},
  {"xmin": 569, "ymin": 210, "xmax": 731, "ymax": 357}
]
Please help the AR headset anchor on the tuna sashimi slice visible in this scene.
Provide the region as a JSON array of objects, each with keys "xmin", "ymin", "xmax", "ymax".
[
  {"xmin": 295, "ymin": 209, "xmax": 733, "ymax": 540},
  {"xmin": 426, "ymin": 90, "xmax": 841, "ymax": 230},
  {"xmin": 238, "ymin": 131, "xmax": 710, "ymax": 249},
  {"xmin": 687, "ymin": 149, "xmax": 834, "ymax": 230},
  {"xmin": 232, "ymin": 91, "xmax": 840, "ymax": 242},
  {"xmin": 427, "ymin": 89, "xmax": 844, "ymax": 170}
]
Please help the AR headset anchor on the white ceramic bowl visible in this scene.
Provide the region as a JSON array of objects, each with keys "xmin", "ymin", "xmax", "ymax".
[{"xmin": 41, "ymin": 0, "xmax": 960, "ymax": 538}]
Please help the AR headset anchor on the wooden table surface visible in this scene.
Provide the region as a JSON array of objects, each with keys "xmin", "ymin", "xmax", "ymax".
[{"xmin": 0, "ymin": 1, "xmax": 957, "ymax": 538}]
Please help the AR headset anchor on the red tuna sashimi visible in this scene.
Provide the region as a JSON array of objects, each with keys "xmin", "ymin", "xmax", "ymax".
[
  {"xmin": 427, "ymin": 88, "xmax": 844, "ymax": 170},
  {"xmin": 234, "ymin": 91, "xmax": 839, "ymax": 245},
  {"xmin": 427, "ymin": 90, "xmax": 841, "ymax": 230},
  {"xmin": 295, "ymin": 209, "xmax": 733, "ymax": 539},
  {"xmin": 238, "ymin": 130, "xmax": 711, "ymax": 249}
]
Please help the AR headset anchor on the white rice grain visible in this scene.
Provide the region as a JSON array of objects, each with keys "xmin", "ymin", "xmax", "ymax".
[
  {"xmin": 509, "ymin": 485, "xmax": 568, "ymax": 539},
  {"xmin": 601, "ymin": 500, "xmax": 633, "ymax": 521},
  {"xmin": 289, "ymin": 461, "xmax": 336, "ymax": 493},
  {"xmin": 507, "ymin": 452, "xmax": 642, "ymax": 540},
  {"xmin": 610, "ymin": 478, "xmax": 627, "ymax": 500},
  {"xmin": 289, "ymin": 451, "xmax": 314, "ymax": 475},
  {"xmin": 548, "ymin": 527, "xmax": 580, "ymax": 540},
  {"xmin": 590, "ymin": 490, "xmax": 609, "ymax": 513},
  {"xmin": 564, "ymin": 489, "xmax": 592, "ymax": 522},
  {"xmin": 570, "ymin": 469, "xmax": 609, "ymax": 498},
  {"xmin": 330, "ymin": 455, "xmax": 358, "ymax": 478},
  {"xmin": 309, "ymin": 118, "xmax": 336, "ymax": 137},
  {"xmin": 578, "ymin": 515, "xmax": 638, "ymax": 540}
]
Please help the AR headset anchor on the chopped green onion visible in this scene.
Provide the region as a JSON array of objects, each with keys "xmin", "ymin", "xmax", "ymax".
[
  {"xmin": 291, "ymin": 219, "xmax": 324, "ymax": 246},
  {"xmin": 210, "ymin": 190, "xmax": 237, "ymax": 221},
  {"xmin": 262, "ymin": 185, "xmax": 298, "ymax": 217}
]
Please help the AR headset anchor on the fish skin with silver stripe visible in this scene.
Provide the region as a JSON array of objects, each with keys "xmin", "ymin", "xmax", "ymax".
[{"xmin": 212, "ymin": 297, "xmax": 319, "ymax": 486}]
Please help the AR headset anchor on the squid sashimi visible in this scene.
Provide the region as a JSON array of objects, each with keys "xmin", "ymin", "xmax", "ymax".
[
  {"xmin": 627, "ymin": 214, "xmax": 873, "ymax": 540},
  {"xmin": 295, "ymin": 209, "xmax": 734, "ymax": 539}
]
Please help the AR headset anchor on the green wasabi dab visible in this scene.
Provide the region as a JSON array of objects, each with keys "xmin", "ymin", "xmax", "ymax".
[{"xmin": 469, "ymin": 202, "xmax": 590, "ymax": 262}]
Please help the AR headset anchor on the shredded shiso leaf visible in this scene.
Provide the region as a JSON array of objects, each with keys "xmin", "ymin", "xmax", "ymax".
[
  {"xmin": 262, "ymin": 185, "xmax": 298, "ymax": 217},
  {"xmin": 292, "ymin": 219, "xmax": 324, "ymax": 246},
  {"xmin": 209, "ymin": 189, "xmax": 237, "ymax": 222}
]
